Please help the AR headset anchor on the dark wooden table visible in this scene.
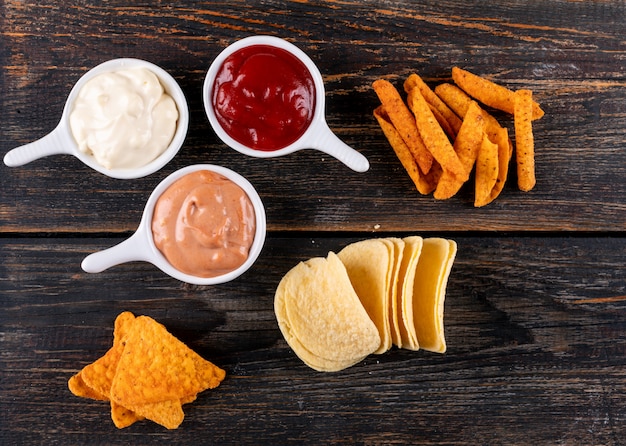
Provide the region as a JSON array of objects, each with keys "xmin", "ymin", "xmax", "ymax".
[{"xmin": 1, "ymin": 1, "xmax": 624, "ymax": 444}]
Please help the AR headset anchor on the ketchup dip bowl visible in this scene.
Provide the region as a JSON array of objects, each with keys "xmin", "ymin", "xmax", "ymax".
[
  {"xmin": 81, "ymin": 164, "xmax": 267, "ymax": 285},
  {"xmin": 3, "ymin": 58, "xmax": 189, "ymax": 179},
  {"xmin": 203, "ymin": 35, "xmax": 369, "ymax": 173}
]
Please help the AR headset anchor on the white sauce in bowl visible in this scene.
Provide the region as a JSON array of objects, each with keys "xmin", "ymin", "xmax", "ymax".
[{"xmin": 69, "ymin": 67, "xmax": 178, "ymax": 170}]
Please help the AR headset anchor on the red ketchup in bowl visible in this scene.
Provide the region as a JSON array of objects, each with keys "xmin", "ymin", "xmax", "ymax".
[{"xmin": 211, "ymin": 45, "xmax": 316, "ymax": 151}]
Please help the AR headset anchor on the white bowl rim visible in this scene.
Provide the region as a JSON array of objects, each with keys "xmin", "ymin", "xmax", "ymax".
[
  {"xmin": 137, "ymin": 164, "xmax": 267, "ymax": 284},
  {"xmin": 203, "ymin": 35, "xmax": 326, "ymax": 159},
  {"xmin": 63, "ymin": 58, "xmax": 189, "ymax": 179}
]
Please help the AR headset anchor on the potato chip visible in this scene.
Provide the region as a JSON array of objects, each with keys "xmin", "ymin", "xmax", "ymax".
[
  {"xmin": 396, "ymin": 236, "xmax": 423, "ymax": 351},
  {"xmin": 372, "ymin": 79, "xmax": 434, "ymax": 174},
  {"xmin": 407, "ymin": 87, "xmax": 467, "ymax": 181},
  {"xmin": 404, "ymin": 73, "xmax": 462, "ymax": 135},
  {"xmin": 385, "ymin": 238, "xmax": 406, "ymax": 349},
  {"xmin": 274, "ymin": 252, "xmax": 381, "ymax": 372},
  {"xmin": 452, "ymin": 67, "xmax": 544, "ymax": 120},
  {"xmin": 514, "ymin": 89, "xmax": 536, "ymax": 192},
  {"xmin": 412, "ymin": 238, "xmax": 457, "ymax": 353},
  {"xmin": 337, "ymin": 240, "xmax": 394, "ymax": 354},
  {"xmin": 474, "ymin": 134, "xmax": 500, "ymax": 207},
  {"xmin": 434, "ymin": 101, "xmax": 485, "ymax": 200},
  {"xmin": 373, "ymin": 106, "xmax": 438, "ymax": 195}
]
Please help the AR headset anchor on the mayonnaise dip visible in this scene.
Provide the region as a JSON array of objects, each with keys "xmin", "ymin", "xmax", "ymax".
[{"xmin": 69, "ymin": 67, "xmax": 178, "ymax": 170}]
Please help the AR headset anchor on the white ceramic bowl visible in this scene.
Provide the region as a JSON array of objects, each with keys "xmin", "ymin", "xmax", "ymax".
[
  {"xmin": 81, "ymin": 164, "xmax": 267, "ymax": 285},
  {"xmin": 4, "ymin": 58, "xmax": 189, "ymax": 179},
  {"xmin": 203, "ymin": 35, "xmax": 369, "ymax": 173}
]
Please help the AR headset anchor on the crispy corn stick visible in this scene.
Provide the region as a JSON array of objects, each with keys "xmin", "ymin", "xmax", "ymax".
[
  {"xmin": 428, "ymin": 103, "xmax": 456, "ymax": 140},
  {"xmin": 488, "ymin": 126, "xmax": 513, "ymax": 203},
  {"xmin": 434, "ymin": 101, "xmax": 485, "ymax": 200},
  {"xmin": 373, "ymin": 79, "xmax": 434, "ymax": 173},
  {"xmin": 514, "ymin": 89, "xmax": 536, "ymax": 191},
  {"xmin": 374, "ymin": 106, "xmax": 440, "ymax": 195},
  {"xmin": 404, "ymin": 73, "xmax": 462, "ymax": 135},
  {"xmin": 407, "ymin": 88, "xmax": 467, "ymax": 182},
  {"xmin": 474, "ymin": 134, "xmax": 500, "ymax": 207},
  {"xmin": 435, "ymin": 83, "xmax": 507, "ymax": 145},
  {"xmin": 452, "ymin": 67, "xmax": 544, "ymax": 120}
]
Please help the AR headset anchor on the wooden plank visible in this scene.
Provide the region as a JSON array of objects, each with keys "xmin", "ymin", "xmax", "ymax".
[
  {"xmin": 1, "ymin": 236, "xmax": 625, "ymax": 444},
  {"xmin": 1, "ymin": 1, "xmax": 624, "ymax": 233}
]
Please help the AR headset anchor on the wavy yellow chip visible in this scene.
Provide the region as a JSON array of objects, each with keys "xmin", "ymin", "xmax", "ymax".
[
  {"xmin": 275, "ymin": 252, "xmax": 381, "ymax": 371},
  {"xmin": 396, "ymin": 236, "xmax": 424, "ymax": 351},
  {"xmin": 412, "ymin": 238, "xmax": 457, "ymax": 353},
  {"xmin": 338, "ymin": 240, "xmax": 394, "ymax": 354}
]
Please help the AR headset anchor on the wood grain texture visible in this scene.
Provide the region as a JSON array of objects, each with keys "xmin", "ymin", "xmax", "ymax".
[
  {"xmin": 1, "ymin": 0, "xmax": 624, "ymax": 233},
  {"xmin": 1, "ymin": 236, "xmax": 625, "ymax": 445},
  {"xmin": 0, "ymin": 1, "xmax": 624, "ymax": 444}
]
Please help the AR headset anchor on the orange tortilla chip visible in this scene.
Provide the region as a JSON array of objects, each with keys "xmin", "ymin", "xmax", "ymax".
[
  {"xmin": 70, "ymin": 312, "xmax": 225, "ymax": 430},
  {"xmin": 373, "ymin": 79, "xmax": 434, "ymax": 173},
  {"xmin": 81, "ymin": 311, "xmax": 136, "ymax": 397},
  {"xmin": 407, "ymin": 87, "xmax": 467, "ymax": 182},
  {"xmin": 128, "ymin": 399, "xmax": 185, "ymax": 431},
  {"xmin": 428, "ymin": 103, "xmax": 456, "ymax": 140},
  {"xmin": 514, "ymin": 89, "xmax": 536, "ymax": 192},
  {"xmin": 110, "ymin": 316, "xmax": 226, "ymax": 408},
  {"xmin": 68, "ymin": 371, "xmax": 108, "ymax": 401},
  {"xmin": 452, "ymin": 67, "xmax": 544, "ymax": 120},
  {"xmin": 373, "ymin": 106, "xmax": 438, "ymax": 195},
  {"xmin": 435, "ymin": 83, "xmax": 506, "ymax": 143},
  {"xmin": 111, "ymin": 401, "xmax": 145, "ymax": 429}
]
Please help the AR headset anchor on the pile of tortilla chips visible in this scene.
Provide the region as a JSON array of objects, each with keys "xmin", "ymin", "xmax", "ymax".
[
  {"xmin": 373, "ymin": 67, "xmax": 544, "ymax": 206},
  {"xmin": 274, "ymin": 236, "xmax": 456, "ymax": 372},
  {"xmin": 68, "ymin": 312, "xmax": 225, "ymax": 430}
]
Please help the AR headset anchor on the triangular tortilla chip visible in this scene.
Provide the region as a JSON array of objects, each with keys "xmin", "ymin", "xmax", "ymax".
[{"xmin": 110, "ymin": 315, "xmax": 225, "ymax": 408}]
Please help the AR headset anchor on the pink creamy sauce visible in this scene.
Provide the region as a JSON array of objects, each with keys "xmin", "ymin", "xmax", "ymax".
[{"xmin": 151, "ymin": 170, "xmax": 256, "ymax": 278}]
